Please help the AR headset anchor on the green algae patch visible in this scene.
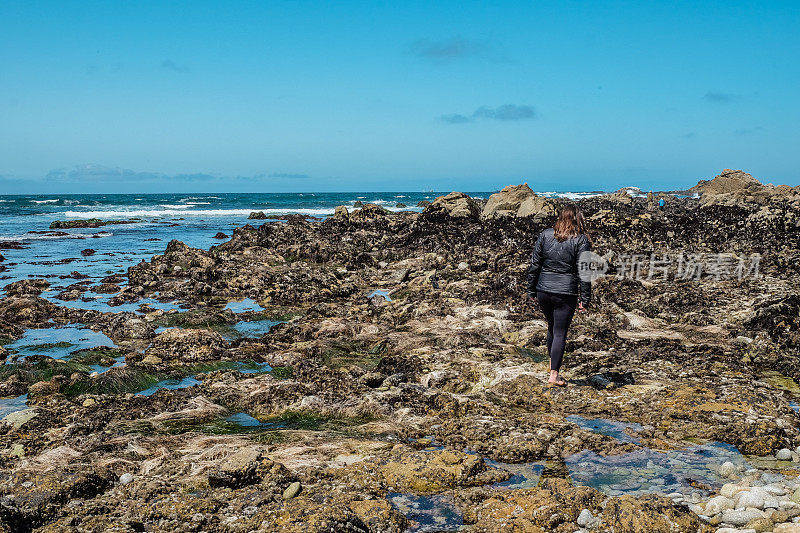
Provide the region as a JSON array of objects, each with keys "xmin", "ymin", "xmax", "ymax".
[
  {"xmin": 269, "ymin": 366, "xmax": 293, "ymax": 379},
  {"xmin": 0, "ymin": 358, "xmax": 93, "ymax": 384},
  {"xmin": 761, "ymin": 371, "xmax": 800, "ymax": 395},
  {"xmin": 321, "ymin": 340, "xmax": 385, "ymax": 370},
  {"xmin": 61, "ymin": 367, "xmax": 161, "ymax": 397},
  {"xmin": 16, "ymin": 341, "xmax": 75, "ymax": 351},
  {"xmin": 70, "ymin": 347, "xmax": 126, "ymax": 366},
  {"xmin": 153, "ymin": 310, "xmax": 234, "ymax": 329},
  {"xmin": 164, "ymin": 410, "xmax": 376, "ymax": 439}
]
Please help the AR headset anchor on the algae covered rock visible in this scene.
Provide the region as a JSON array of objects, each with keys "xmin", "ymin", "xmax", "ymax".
[
  {"xmin": 378, "ymin": 448, "xmax": 508, "ymax": 493},
  {"xmin": 136, "ymin": 328, "xmax": 224, "ymax": 366}
]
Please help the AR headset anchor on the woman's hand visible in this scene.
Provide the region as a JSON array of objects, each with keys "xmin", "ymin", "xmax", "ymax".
[{"xmin": 578, "ymin": 302, "xmax": 587, "ymax": 313}]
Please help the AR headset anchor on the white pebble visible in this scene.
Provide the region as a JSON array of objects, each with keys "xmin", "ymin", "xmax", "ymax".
[
  {"xmin": 719, "ymin": 461, "xmax": 737, "ymax": 477},
  {"xmin": 777, "ymin": 448, "xmax": 793, "ymax": 461},
  {"xmin": 704, "ymin": 495, "xmax": 734, "ymax": 515},
  {"xmin": 576, "ymin": 509, "xmax": 593, "ymax": 528}
]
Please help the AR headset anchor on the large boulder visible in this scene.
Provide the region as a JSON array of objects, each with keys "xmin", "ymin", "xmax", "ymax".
[
  {"xmin": 424, "ymin": 192, "xmax": 480, "ymax": 219},
  {"xmin": 482, "ymin": 183, "xmax": 557, "ymax": 220},
  {"xmin": 603, "ymin": 189, "xmax": 634, "ymax": 205},
  {"xmin": 518, "ymin": 195, "xmax": 559, "ymax": 219},
  {"xmin": 692, "ymin": 169, "xmax": 800, "ymax": 206}
]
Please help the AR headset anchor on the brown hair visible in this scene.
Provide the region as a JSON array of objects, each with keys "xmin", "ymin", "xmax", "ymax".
[{"xmin": 553, "ymin": 203, "xmax": 588, "ymax": 242}]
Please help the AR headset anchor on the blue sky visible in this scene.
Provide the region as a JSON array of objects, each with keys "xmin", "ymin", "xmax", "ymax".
[{"xmin": 1, "ymin": 0, "xmax": 798, "ymax": 193}]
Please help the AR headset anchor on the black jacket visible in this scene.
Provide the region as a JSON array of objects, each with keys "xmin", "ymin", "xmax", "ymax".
[{"xmin": 526, "ymin": 228, "xmax": 592, "ymax": 306}]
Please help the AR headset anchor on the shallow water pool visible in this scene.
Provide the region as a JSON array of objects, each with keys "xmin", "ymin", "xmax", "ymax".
[
  {"xmin": 566, "ymin": 441, "xmax": 751, "ymax": 497},
  {"xmin": 566, "ymin": 414, "xmax": 643, "ymax": 444},
  {"xmin": 3, "ymin": 326, "xmax": 116, "ymax": 363},
  {"xmin": 0, "ymin": 394, "xmax": 28, "ymax": 419},
  {"xmin": 224, "ymin": 298, "xmax": 265, "ymax": 313},
  {"xmin": 137, "ymin": 375, "xmax": 201, "ymax": 396},
  {"xmin": 388, "ymin": 492, "xmax": 463, "ymax": 532}
]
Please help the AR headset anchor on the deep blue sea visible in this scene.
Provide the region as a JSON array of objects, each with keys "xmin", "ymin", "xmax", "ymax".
[{"xmin": 0, "ymin": 191, "xmax": 605, "ymax": 310}]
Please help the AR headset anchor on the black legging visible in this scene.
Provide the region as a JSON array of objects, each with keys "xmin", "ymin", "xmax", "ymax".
[{"xmin": 537, "ymin": 291, "xmax": 578, "ymax": 372}]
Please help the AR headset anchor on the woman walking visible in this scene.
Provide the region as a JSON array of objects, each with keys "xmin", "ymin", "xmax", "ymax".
[{"xmin": 527, "ymin": 204, "xmax": 592, "ymax": 386}]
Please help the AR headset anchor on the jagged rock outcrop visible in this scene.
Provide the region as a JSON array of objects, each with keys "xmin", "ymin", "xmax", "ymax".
[{"xmin": 333, "ymin": 205, "xmax": 349, "ymax": 220}]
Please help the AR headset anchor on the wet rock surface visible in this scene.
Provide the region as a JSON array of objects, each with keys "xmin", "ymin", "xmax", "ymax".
[{"xmin": 1, "ymin": 171, "xmax": 800, "ymax": 531}]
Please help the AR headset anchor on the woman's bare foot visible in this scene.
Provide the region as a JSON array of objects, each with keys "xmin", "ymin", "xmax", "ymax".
[{"xmin": 548, "ymin": 370, "xmax": 567, "ymax": 387}]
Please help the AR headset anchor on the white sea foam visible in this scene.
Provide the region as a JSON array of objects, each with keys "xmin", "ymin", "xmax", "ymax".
[
  {"xmin": 2, "ymin": 231, "xmax": 114, "ymax": 240},
  {"xmin": 31, "ymin": 199, "xmax": 59, "ymax": 204},
  {"xmin": 536, "ymin": 191, "xmax": 603, "ymax": 200},
  {"xmin": 180, "ymin": 197, "xmax": 216, "ymax": 203},
  {"xmin": 62, "ymin": 208, "xmax": 338, "ymax": 218},
  {"xmin": 159, "ymin": 204, "xmax": 191, "ymax": 209}
]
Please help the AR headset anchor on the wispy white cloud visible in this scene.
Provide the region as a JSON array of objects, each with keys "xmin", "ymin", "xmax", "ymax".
[{"xmin": 439, "ymin": 104, "xmax": 536, "ymax": 124}]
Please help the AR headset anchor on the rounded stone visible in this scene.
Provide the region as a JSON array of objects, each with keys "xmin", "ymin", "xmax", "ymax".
[
  {"xmin": 719, "ymin": 461, "xmax": 736, "ymax": 477},
  {"xmin": 745, "ymin": 516, "xmax": 774, "ymax": 532},
  {"xmin": 576, "ymin": 509, "xmax": 593, "ymax": 527},
  {"xmin": 119, "ymin": 473, "xmax": 134, "ymax": 485},
  {"xmin": 721, "ymin": 508, "xmax": 764, "ymax": 526},
  {"xmin": 721, "ymin": 483, "xmax": 747, "ymax": 499},
  {"xmin": 282, "ymin": 481, "xmax": 301, "ymax": 500},
  {"xmin": 704, "ymin": 495, "xmax": 735, "ymax": 515},
  {"xmin": 776, "ymin": 448, "xmax": 793, "ymax": 461},
  {"xmin": 736, "ymin": 489, "xmax": 767, "ymax": 510}
]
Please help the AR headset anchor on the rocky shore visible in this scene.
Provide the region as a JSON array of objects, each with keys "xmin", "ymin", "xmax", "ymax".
[{"xmin": 1, "ymin": 169, "xmax": 799, "ymax": 532}]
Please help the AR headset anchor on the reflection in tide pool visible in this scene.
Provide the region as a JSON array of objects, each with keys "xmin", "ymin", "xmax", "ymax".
[
  {"xmin": 0, "ymin": 394, "xmax": 28, "ymax": 419},
  {"xmin": 224, "ymin": 298, "xmax": 264, "ymax": 313},
  {"xmin": 388, "ymin": 492, "xmax": 463, "ymax": 532},
  {"xmin": 566, "ymin": 441, "xmax": 751, "ymax": 497},
  {"xmin": 368, "ymin": 289, "xmax": 393, "ymax": 302},
  {"xmin": 226, "ymin": 412, "xmax": 262, "ymax": 427},
  {"xmin": 41, "ymin": 291, "xmax": 183, "ymax": 314},
  {"xmin": 486, "ymin": 460, "xmax": 545, "ymax": 489},
  {"xmin": 153, "ymin": 320, "xmax": 278, "ymax": 341},
  {"xmin": 137, "ymin": 376, "xmax": 201, "ymax": 396},
  {"xmin": 89, "ymin": 355, "xmax": 126, "ymax": 374},
  {"xmin": 224, "ymin": 320, "xmax": 280, "ymax": 340},
  {"xmin": 135, "ymin": 361, "xmax": 271, "ymax": 396},
  {"xmin": 566, "ymin": 415, "xmax": 642, "ymax": 444},
  {"xmin": 3, "ymin": 326, "xmax": 115, "ymax": 363},
  {"xmin": 235, "ymin": 361, "xmax": 272, "ymax": 374}
]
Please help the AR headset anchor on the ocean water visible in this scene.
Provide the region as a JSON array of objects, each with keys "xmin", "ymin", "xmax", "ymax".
[
  {"xmin": 0, "ymin": 192, "xmax": 441, "ymax": 290},
  {"xmin": 0, "ymin": 190, "xmax": 611, "ymax": 300}
]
